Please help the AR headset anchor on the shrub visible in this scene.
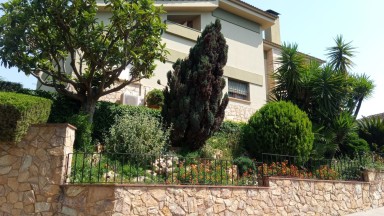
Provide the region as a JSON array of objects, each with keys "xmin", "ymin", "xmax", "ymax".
[
  {"xmin": 242, "ymin": 101, "xmax": 314, "ymax": 162},
  {"xmin": 105, "ymin": 112, "xmax": 169, "ymax": 160},
  {"xmin": 201, "ymin": 121, "xmax": 245, "ymax": 159},
  {"xmin": 93, "ymin": 101, "xmax": 161, "ymax": 143},
  {"xmin": 0, "ymin": 80, "xmax": 23, "ymax": 92},
  {"xmin": 17, "ymin": 89, "xmax": 81, "ymax": 123},
  {"xmin": 233, "ymin": 156, "xmax": 256, "ymax": 176},
  {"xmin": 145, "ymin": 89, "xmax": 164, "ymax": 108},
  {"xmin": 0, "ymin": 92, "xmax": 52, "ymax": 143},
  {"xmin": 358, "ymin": 116, "xmax": 384, "ymax": 152},
  {"xmin": 162, "ymin": 19, "xmax": 229, "ymax": 150},
  {"xmin": 68, "ymin": 113, "xmax": 93, "ymax": 151}
]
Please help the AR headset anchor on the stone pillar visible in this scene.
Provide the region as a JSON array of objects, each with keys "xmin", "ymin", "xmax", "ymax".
[{"xmin": 0, "ymin": 124, "xmax": 75, "ymax": 215}]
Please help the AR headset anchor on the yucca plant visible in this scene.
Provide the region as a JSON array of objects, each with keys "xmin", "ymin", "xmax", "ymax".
[{"xmin": 358, "ymin": 116, "xmax": 384, "ymax": 152}]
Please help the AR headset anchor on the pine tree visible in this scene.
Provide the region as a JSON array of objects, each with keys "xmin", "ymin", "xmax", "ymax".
[{"xmin": 162, "ymin": 19, "xmax": 229, "ymax": 150}]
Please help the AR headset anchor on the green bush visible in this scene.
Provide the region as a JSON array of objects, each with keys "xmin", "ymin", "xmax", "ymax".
[
  {"xmin": 201, "ymin": 121, "xmax": 245, "ymax": 160},
  {"xmin": 233, "ymin": 156, "xmax": 256, "ymax": 176},
  {"xmin": 93, "ymin": 101, "xmax": 161, "ymax": 143},
  {"xmin": 358, "ymin": 117, "xmax": 384, "ymax": 152},
  {"xmin": 242, "ymin": 101, "xmax": 314, "ymax": 162},
  {"xmin": 0, "ymin": 92, "xmax": 52, "ymax": 143},
  {"xmin": 17, "ymin": 89, "xmax": 81, "ymax": 123},
  {"xmin": 0, "ymin": 80, "xmax": 23, "ymax": 92},
  {"xmin": 68, "ymin": 113, "xmax": 93, "ymax": 151},
  {"xmin": 105, "ymin": 112, "xmax": 169, "ymax": 160},
  {"xmin": 145, "ymin": 89, "xmax": 164, "ymax": 108}
]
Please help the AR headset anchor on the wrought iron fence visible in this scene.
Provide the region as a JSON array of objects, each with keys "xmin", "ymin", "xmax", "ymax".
[
  {"xmin": 260, "ymin": 153, "xmax": 379, "ymax": 181},
  {"xmin": 65, "ymin": 152, "xmax": 263, "ymax": 186},
  {"xmin": 65, "ymin": 152, "xmax": 384, "ymax": 185}
]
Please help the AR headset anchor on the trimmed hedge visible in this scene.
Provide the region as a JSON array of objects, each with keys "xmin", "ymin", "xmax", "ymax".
[
  {"xmin": 93, "ymin": 101, "xmax": 161, "ymax": 143},
  {"xmin": 0, "ymin": 92, "xmax": 52, "ymax": 143},
  {"xmin": 16, "ymin": 89, "xmax": 81, "ymax": 123},
  {"xmin": 243, "ymin": 101, "xmax": 314, "ymax": 162},
  {"xmin": 0, "ymin": 80, "xmax": 23, "ymax": 92}
]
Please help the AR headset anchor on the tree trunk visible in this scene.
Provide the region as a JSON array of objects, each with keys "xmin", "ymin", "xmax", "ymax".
[
  {"xmin": 353, "ymin": 98, "xmax": 363, "ymax": 118},
  {"xmin": 81, "ymin": 98, "xmax": 97, "ymax": 123}
]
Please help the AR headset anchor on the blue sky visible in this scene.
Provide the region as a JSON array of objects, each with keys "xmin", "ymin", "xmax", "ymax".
[{"xmin": 0, "ymin": 0, "xmax": 383, "ymax": 117}]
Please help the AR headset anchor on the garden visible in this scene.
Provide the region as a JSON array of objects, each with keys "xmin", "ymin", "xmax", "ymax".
[{"xmin": 0, "ymin": 1, "xmax": 384, "ymax": 187}]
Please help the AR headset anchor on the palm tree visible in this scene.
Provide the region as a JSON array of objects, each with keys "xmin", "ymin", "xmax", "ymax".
[
  {"xmin": 271, "ymin": 43, "xmax": 305, "ymax": 105},
  {"xmin": 348, "ymin": 74, "xmax": 375, "ymax": 118},
  {"xmin": 358, "ymin": 116, "xmax": 384, "ymax": 152},
  {"xmin": 308, "ymin": 64, "xmax": 349, "ymax": 125},
  {"xmin": 326, "ymin": 35, "xmax": 355, "ymax": 73}
]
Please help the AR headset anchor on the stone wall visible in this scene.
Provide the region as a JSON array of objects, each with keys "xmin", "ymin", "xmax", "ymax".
[
  {"xmin": 99, "ymin": 82, "xmax": 141, "ymax": 104},
  {"xmin": 225, "ymin": 102, "xmax": 256, "ymax": 122},
  {"xmin": 2, "ymin": 124, "xmax": 384, "ymax": 215},
  {"xmin": 60, "ymin": 176, "xmax": 384, "ymax": 216},
  {"xmin": 0, "ymin": 124, "xmax": 75, "ymax": 215}
]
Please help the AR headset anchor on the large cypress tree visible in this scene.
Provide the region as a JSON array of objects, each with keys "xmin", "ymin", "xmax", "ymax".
[{"xmin": 162, "ymin": 19, "xmax": 229, "ymax": 150}]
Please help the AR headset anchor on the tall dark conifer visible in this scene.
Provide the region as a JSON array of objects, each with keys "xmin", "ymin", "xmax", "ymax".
[{"xmin": 162, "ymin": 19, "xmax": 229, "ymax": 150}]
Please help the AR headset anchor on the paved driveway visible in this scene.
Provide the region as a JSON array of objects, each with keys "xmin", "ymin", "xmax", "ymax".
[{"xmin": 347, "ymin": 207, "xmax": 384, "ymax": 216}]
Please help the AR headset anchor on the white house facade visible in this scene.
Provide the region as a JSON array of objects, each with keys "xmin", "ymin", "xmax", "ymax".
[{"xmin": 38, "ymin": 0, "xmax": 320, "ymax": 122}]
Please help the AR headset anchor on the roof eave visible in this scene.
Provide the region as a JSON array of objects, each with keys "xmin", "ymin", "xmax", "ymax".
[
  {"xmin": 263, "ymin": 40, "xmax": 325, "ymax": 64},
  {"xmin": 219, "ymin": 0, "xmax": 277, "ymax": 29}
]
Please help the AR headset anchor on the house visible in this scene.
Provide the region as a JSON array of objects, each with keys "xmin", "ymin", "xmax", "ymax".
[{"xmin": 38, "ymin": 0, "xmax": 321, "ymax": 122}]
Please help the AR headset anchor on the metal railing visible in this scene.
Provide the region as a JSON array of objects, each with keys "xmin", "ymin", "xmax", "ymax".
[
  {"xmin": 65, "ymin": 152, "xmax": 263, "ymax": 186},
  {"xmin": 65, "ymin": 152, "xmax": 384, "ymax": 185},
  {"xmin": 261, "ymin": 153, "xmax": 376, "ymax": 181}
]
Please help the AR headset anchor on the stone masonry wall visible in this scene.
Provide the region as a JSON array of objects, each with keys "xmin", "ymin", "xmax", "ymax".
[
  {"xmin": 2, "ymin": 124, "xmax": 384, "ymax": 215},
  {"xmin": 61, "ymin": 176, "xmax": 384, "ymax": 216},
  {"xmin": 225, "ymin": 102, "xmax": 256, "ymax": 122},
  {"xmin": 0, "ymin": 124, "xmax": 75, "ymax": 215}
]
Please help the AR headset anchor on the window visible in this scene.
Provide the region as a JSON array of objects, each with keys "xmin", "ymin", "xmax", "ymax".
[
  {"xmin": 167, "ymin": 15, "xmax": 201, "ymax": 31},
  {"xmin": 228, "ymin": 79, "xmax": 249, "ymax": 100}
]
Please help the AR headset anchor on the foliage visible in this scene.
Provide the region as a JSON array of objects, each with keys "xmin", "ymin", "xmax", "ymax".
[
  {"xmin": 202, "ymin": 121, "xmax": 245, "ymax": 160},
  {"xmin": 326, "ymin": 35, "xmax": 355, "ymax": 73},
  {"xmin": 0, "ymin": 80, "xmax": 22, "ymax": 92},
  {"xmin": 270, "ymin": 38, "xmax": 374, "ymax": 158},
  {"xmin": 358, "ymin": 152, "xmax": 384, "ymax": 171},
  {"xmin": 271, "ymin": 43, "xmax": 305, "ymax": 104},
  {"xmin": 70, "ymin": 153, "xmax": 150, "ymax": 184},
  {"xmin": 258, "ymin": 161, "xmax": 339, "ymax": 180},
  {"xmin": 0, "ymin": 92, "xmax": 52, "ymax": 143},
  {"xmin": 16, "ymin": 88, "xmax": 81, "ymax": 123},
  {"xmin": 243, "ymin": 101, "xmax": 314, "ymax": 162},
  {"xmin": 0, "ymin": 0, "xmax": 167, "ymax": 121},
  {"xmin": 68, "ymin": 113, "xmax": 93, "ymax": 151},
  {"xmin": 145, "ymin": 89, "xmax": 164, "ymax": 108},
  {"xmin": 171, "ymin": 160, "xmax": 234, "ymax": 185},
  {"xmin": 105, "ymin": 112, "xmax": 170, "ymax": 161},
  {"xmin": 162, "ymin": 19, "xmax": 229, "ymax": 150},
  {"xmin": 358, "ymin": 116, "xmax": 384, "ymax": 152},
  {"xmin": 233, "ymin": 156, "xmax": 256, "ymax": 177},
  {"xmin": 348, "ymin": 74, "xmax": 375, "ymax": 117},
  {"xmin": 93, "ymin": 101, "xmax": 160, "ymax": 143}
]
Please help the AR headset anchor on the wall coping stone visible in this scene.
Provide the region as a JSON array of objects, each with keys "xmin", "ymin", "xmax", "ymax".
[
  {"xmin": 31, "ymin": 123, "xmax": 77, "ymax": 130},
  {"xmin": 270, "ymin": 176, "xmax": 371, "ymax": 185},
  {"xmin": 62, "ymin": 183, "xmax": 270, "ymax": 190}
]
